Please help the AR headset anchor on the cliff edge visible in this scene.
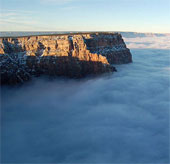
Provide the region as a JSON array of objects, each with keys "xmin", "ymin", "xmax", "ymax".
[{"xmin": 0, "ymin": 32, "xmax": 132, "ymax": 85}]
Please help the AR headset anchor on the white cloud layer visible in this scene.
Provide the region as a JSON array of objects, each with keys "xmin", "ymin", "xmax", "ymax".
[
  {"xmin": 1, "ymin": 40, "xmax": 170, "ymax": 163},
  {"xmin": 124, "ymin": 36, "xmax": 170, "ymax": 49}
]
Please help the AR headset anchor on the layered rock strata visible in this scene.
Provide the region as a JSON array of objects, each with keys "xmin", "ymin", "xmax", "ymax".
[{"xmin": 0, "ymin": 32, "xmax": 132, "ymax": 85}]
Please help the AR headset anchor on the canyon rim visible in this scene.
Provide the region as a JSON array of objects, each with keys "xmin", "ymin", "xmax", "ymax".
[{"xmin": 0, "ymin": 32, "xmax": 132, "ymax": 85}]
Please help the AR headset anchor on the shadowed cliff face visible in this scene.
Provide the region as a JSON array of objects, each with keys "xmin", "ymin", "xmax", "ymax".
[
  {"xmin": 84, "ymin": 33, "xmax": 132, "ymax": 64},
  {"xmin": 0, "ymin": 33, "xmax": 132, "ymax": 85},
  {"xmin": 0, "ymin": 55, "xmax": 116, "ymax": 85}
]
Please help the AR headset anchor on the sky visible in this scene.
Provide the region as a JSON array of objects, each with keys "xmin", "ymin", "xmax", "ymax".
[{"xmin": 0, "ymin": 0, "xmax": 170, "ymax": 33}]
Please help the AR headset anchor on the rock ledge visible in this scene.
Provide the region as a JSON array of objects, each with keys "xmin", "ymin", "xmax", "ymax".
[{"xmin": 0, "ymin": 32, "xmax": 132, "ymax": 85}]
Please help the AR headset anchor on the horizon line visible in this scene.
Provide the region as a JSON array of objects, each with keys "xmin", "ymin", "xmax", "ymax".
[{"xmin": 0, "ymin": 30, "xmax": 170, "ymax": 34}]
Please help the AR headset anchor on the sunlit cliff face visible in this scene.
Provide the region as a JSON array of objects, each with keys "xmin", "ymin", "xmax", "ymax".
[
  {"xmin": 0, "ymin": 33, "xmax": 132, "ymax": 63},
  {"xmin": 0, "ymin": 33, "xmax": 132, "ymax": 85}
]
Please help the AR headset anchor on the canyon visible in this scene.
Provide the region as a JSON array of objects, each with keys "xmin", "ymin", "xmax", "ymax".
[{"xmin": 0, "ymin": 32, "xmax": 132, "ymax": 85}]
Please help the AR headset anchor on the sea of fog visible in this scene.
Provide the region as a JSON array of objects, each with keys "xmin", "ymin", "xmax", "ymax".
[{"xmin": 1, "ymin": 35, "xmax": 170, "ymax": 163}]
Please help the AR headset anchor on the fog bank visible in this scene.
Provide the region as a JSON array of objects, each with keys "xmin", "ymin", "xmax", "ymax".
[
  {"xmin": 124, "ymin": 36, "xmax": 170, "ymax": 49},
  {"xmin": 1, "ymin": 49, "xmax": 170, "ymax": 163}
]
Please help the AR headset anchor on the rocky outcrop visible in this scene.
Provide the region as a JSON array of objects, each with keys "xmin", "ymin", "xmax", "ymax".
[
  {"xmin": 0, "ymin": 32, "xmax": 132, "ymax": 85},
  {"xmin": 84, "ymin": 33, "xmax": 132, "ymax": 64}
]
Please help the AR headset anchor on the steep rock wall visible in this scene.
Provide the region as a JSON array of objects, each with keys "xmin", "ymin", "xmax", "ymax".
[{"xmin": 0, "ymin": 32, "xmax": 132, "ymax": 85}]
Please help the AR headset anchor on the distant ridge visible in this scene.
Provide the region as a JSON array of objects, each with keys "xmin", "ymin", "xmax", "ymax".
[
  {"xmin": 0, "ymin": 32, "xmax": 118, "ymax": 38},
  {"xmin": 0, "ymin": 31, "xmax": 170, "ymax": 38}
]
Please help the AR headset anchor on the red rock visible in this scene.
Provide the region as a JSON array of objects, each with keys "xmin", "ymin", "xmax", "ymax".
[{"xmin": 0, "ymin": 32, "xmax": 132, "ymax": 85}]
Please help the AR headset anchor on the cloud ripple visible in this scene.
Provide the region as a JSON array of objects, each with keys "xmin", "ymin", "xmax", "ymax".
[{"xmin": 1, "ymin": 48, "xmax": 170, "ymax": 163}]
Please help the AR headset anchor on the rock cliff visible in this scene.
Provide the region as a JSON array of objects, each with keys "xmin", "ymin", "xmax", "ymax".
[{"xmin": 0, "ymin": 32, "xmax": 132, "ymax": 85}]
